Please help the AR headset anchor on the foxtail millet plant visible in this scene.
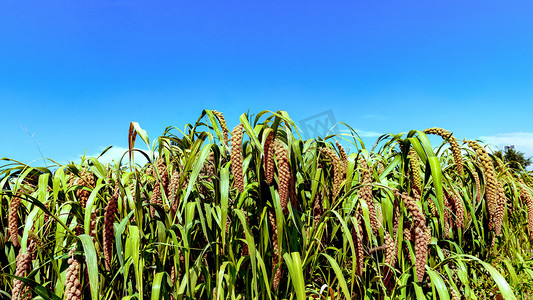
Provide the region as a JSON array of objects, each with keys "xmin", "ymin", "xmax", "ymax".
[{"xmin": 1, "ymin": 110, "xmax": 530, "ymax": 300}]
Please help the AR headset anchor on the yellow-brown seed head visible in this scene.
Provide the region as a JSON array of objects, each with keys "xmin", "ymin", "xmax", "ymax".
[
  {"xmin": 274, "ymin": 141, "xmax": 290, "ymax": 214},
  {"xmin": 335, "ymin": 141, "xmax": 348, "ymax": 178},
  {"xmin": 213, "ymin": 110, "xmax": 229, "ymax": 146},
  {"xmin": 8, "ymin": 193, "xmax": 21, "ymax": 248},
  {"xmin": 424, "ymin": 128, "xmax": 463, "ymax": 176},
  {"xmin": 231, "ymin": 123, "xmax": 245, "ymax": 193},
  {"xmin": 321, "ymin": 147, "xmax": 341, "ymax": 197},
  {"xmin": 359, "ymin": 156, "xmax": 379, "ymax": 233},
  {"xmin": 414, "ymin": 226, "xmax": 428, "ymax": 282}
]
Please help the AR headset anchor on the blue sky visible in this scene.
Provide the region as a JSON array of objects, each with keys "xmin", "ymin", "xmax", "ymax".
[{"xmin": 2, "ymin": 1, "xmax": 533, "ymax": 165}]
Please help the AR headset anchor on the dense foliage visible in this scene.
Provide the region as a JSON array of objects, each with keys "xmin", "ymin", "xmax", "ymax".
[
  {"xmin": 1, "ymin": 110, "xmax": 533, "ymax": 299},
  {"xmin": 494, "ymin": 148, "xmax": 532, "ymax": 172}
]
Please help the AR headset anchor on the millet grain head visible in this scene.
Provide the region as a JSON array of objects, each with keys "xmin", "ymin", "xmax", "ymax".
[
  {"xmin": 445, "ymin": 188, "xmax": 465, "ymax": 229},
  {"xmin": 64, "ymin": 249, "xmax": 82, "ymax": 300},
  {"xmin": 264, "ymin": 131, "xmax": 275, "ymax": 185},
  {"xmin": 76, "ymin": 170, "xmax": 95, "ymax": 207},
  {"xmin": 212, "ymin": 110, "xmax": 229, "ymax": 146},
  {"xmin": 384, "ymin": 232, "xmax": 397, "ymax": 268},
  {"xmin": 409, "ymin": 147, "xmax": 422, "ymax": 194},
  {"xmin": 359, "ymin": 156, "xmax": 379, "ymax": 233},
  {"xmin": 493, "ymin": 181, "xmax": 507, "ymax": 238},
  {"xmin": 472, "ymin": 169, "xmax": 482, "ymax": 203},
  {"xmin": 321, "ymin": 147, "xmax": 341, "ymax": 197},
  {"xmin": 274, "ymin": 141, "xmax": 290, "ymax": 214},
  {"xmin": 467, "ymin": 140, "xmax": 498, "ymax": 222},
  {"xmin": 12, "ymin": 249, "xmax": 32, "ymax": 300},
  {"xmin": 335, "ymin": 141, "xmax": 348, "ymax": 178},
  {"xmin": 414, "ymin": 226, "xmax": 428, "ymax": 282},
  {"xmin": 8, "ymin": 193, "xmax": 22, "ymax": 248},
  {"xmin": 269, "ymin": 210, "xmax": 281, "ymax": 290},
  {"xmin": 394, "ymin": 190, "xmax": 425, "ymax": 228},
  {"xmin": 103, "ymin": 186, "xmax": 120, "ymax": 271},
  {"xmin": 520, "ymin": 184, "xmax": 533, "ymax": 240},
  {"xmin": 231, "ymin": 123, "xmax": 245, "ymax": 193},
  {"xmin": 353, "ymin": 215, "xmax": 364, "ymax": 275},
  {"xmin": 424, "ymin": 128, "xmax": 463, "ymax": 176}
]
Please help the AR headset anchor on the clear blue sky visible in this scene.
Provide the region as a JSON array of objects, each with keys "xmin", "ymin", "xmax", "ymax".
[{"xmin": 2, "ymin": 1, "xmax": 533, "ymax": 165}]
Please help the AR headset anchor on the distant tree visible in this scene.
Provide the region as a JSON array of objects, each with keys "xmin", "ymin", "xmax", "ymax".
[{"xmin": 494, "ymin": 147, "xmax": 532, "ymax": 171}]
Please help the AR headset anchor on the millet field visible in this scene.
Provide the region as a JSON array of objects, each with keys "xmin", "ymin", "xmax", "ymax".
[{"xmin": 1, "ymin": 110, "xmax": 533, "ymax": 299}]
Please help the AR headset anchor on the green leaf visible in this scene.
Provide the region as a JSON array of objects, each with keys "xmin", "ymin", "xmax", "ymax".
[
  {"xmin": 78, "ymin": 234, "xmax": 100, "ymax": 300},
  {"xmin": 283, "ymin": 252, "xmax": 306, "ymax": 300},
  {"xmin": 320, "ymin": 253, "xmax": 350, "ymax": 300}
]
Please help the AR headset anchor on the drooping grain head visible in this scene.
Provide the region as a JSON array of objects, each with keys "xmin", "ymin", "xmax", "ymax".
[
  {"xmin": 472, "ymin": 169, "xmax": 482, "ymax": 203},
  {"xmin": 274, "ymin": 141, "xmax": 290, "ymax": 214},
  {"xmin": 148, "ymin": 158, "xmax": 168, "ymax": 216},
  {"xmin": 493, "ymin": 181, "xmax": 506, "ymax": 238},
  {"xmin": 384, "ymin": 232, "xmax": 396, "ymax": 268},
  {"xmin": 231, "ymin": 123, "xmax": 245, "ymax": 193},
  {"xmin": 12, "ymin": 250, "xmax": 32, "ymax": 300},
  {"xmin": 394, "ymin": 190, "xmax": 425, "ymax": 228},
  {"xmin": 443, "ymin": 193, "xmax": 451, "ymax": 237},
  {"xmin": 76, "ymin": 169, "xmax": 95, "ymax": 207},
  {"xmin": 269, "ymin": 211, "xmax": 279, "ymax": 258},
  {"xmin": 8, "ymin": 193, "xmax": 21, "ymax": 248},
  {"xmin": 103, "ymin": 185, "xmax": 119, "ymax": 271},
  {"xmin": 408, "ymin": 147, "xmax": 422, "ymax": 194},
  {"xmin": 156, "ymin": 158, "xmax": 169, "ymax": 193},
  {"xmin": 414, "ymin": 226, "xmax": 428, "ymax": 282},
  {"xmin": 335, "ymin": 141, "xmax": 348, "ymax": 178},
  {"xmin": 445, "ymin": 188, "xmax": 465, "ymax": 229},
  {"xmin": 269, "ymin": 210, "xmax": 281, "ymax": 290},
  {"xmin": 168, "ymin": 170, "xmax": 180, "ymax": 205},
  {"xmin": 264, "ymin": 131, "xmax": 275, "ymax": 185},
  {"xmin": 376, "ymin": 203, "xmax": 383, "ymax": 227},
  {"xmin": 321, "ymin": 147, "xmax": 341, "ymax": 197},
  {"xmin": 355, "ymin": 214, "xmax": 364, "ymax": 275},
  {"xmin": 467, "ymin": 140, "xmax": 498, "ymax": 222},
  {"xmin": 358, "ymin": 156, "xmax": 379, "ymax": 233},
  {"xmin": 520, "ymin": 185, "xmax": 533, "ymax": 240},
  {"xmin": 213, "ymin": 110, "xmax": 229, "ymax": 146},
  {"xmin": 64, "ymin": 249, "xmax": 82, "ymax": 300},
  {"xmin": 423, "ymin": 128, "xmax": 463, "ymax": 176},
  {"xmin": 150, "ymin": 181, "xmax": 162, "ymax": 218},
  {"xmin": 313, "ymin": 185, "xmax": 325, "ymax": 226}
]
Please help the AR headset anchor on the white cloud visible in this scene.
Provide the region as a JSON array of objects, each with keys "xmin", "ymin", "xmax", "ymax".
[{"xmin": 479, "ymin": 132, "xmax": 533, "ymax": 158}]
